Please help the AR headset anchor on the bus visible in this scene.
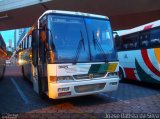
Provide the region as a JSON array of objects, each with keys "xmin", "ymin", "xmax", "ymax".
[
  {"xmin": 115, "ymin": 20, "xmax": 160, "ymax": 84},
  {"xmin": 17, "ymin": 10, "xmax": 119, "ymax": 99},
  {"xmin": 0, "ymin": 34, "xmax": 7, "ymax": 80}
]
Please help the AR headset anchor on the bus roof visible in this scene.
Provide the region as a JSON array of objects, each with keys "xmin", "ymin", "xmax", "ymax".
[
  {"xmin": 17, "ymin": 10, "xmax": 109, "ymax": 49},
  {"xmin": 118, "ymin": 20, "xmax": 160, "ymax": 36},
  {"xmin": 38, "ymin": 10, "xmax": 109, "ymax": 21}
]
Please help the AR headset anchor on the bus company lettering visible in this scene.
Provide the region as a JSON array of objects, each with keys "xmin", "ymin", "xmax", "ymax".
[{"xmin": 58, "ymin": 65, "xmax": 69, "ymax": 69}]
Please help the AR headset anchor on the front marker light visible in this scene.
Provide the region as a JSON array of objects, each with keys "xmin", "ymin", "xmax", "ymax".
[
  {"xmin": 50, "ymin": 76, "xmax": 74, "ymax": 83},
  {"xmin": 49, "ymin": 76, "xmax": 57, "ymax": 83}
]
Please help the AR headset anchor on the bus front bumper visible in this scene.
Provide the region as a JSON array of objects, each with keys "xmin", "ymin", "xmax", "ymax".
[{"xmin": 47, "ymin": 77, "xmax": 119, "ymax": 99}]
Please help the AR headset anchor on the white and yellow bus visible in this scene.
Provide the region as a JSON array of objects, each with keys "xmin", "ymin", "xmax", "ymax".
[
  {"xmin": 115, "ymin": 20, "xmax": 160, "ymax": 84},
  {"xmin": 17, "ymin": 10, "xmax": 119, "ymax": 99},
  {"xmin": 0, "ymin": 34, "xmax": 7, "ymax": 80}
]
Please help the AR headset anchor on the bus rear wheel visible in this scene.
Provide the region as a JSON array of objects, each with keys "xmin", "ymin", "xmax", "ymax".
[
  {"xmin": 22, "ymin": 65, "xmax": 26, "ymax": 80},
  {"xmin": 0, "ymin": 65, "xmax": 5, "ymax": 80}
]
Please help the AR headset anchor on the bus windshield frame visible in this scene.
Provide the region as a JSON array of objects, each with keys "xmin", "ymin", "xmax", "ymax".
[{"xmin": 47, "ymin": 14, "xmax": 117, "ymax": 63}]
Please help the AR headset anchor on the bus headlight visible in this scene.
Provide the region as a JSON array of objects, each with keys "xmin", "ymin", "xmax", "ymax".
[
  {"xmin": 18, "ymin": 59, "xmax": 23, "ymax": 65},
  {"xmin": 57, "ymin": 76, "xmax": 74, "ymax": 82},
  {"xmin": 49, "ymin": 76, "xmax": 74, "ymax": 83},
  {"xmin": 107, "ymin": 72, "xmax": 119, "ymax": 78}
]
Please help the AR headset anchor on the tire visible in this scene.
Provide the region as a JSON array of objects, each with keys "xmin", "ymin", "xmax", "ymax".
[
  {"xmin": 22, "ymin": 65, "xmax": 25, "ymax": 80},
  {"xmin": 0, "ymin": 65, "xmax": 5, "ymax": 80},
  {"xmin": 37, "ymin": 67, "xmax": 48, "ymax": 99},
  {"xmin": 32, "ymin": 65, "xmax": 48, "ymax": 99},
  {"xmin": 119, "ymin": 67, "xmax": 124, "ymax": 81},
  {"xmin": 39, "ymin": 91, "xmax": 48, "ymax": 99}
]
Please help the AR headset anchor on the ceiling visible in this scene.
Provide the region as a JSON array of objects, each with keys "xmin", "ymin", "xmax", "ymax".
[{"xmin": 0, "ymin": 0, "xmax": 160, "ymax": 31}]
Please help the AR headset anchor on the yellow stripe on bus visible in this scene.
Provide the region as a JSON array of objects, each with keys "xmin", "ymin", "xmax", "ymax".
[
  {"xmin": 154, "ymin": 48, "xmax": 160, "ymax": 64},
  {"xmin": 106, "ymin": 63, "xmax": 118, "ymax": 72}
]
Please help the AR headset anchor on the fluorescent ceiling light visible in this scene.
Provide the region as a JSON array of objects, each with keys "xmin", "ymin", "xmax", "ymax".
[{"xmin": 0, "ymin": 14, "xmax": 8, "ymax": 19}]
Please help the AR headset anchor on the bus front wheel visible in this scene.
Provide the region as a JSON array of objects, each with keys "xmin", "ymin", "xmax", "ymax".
[{"xmin": 119, "ymin": 67, "xmax": 124, "ymax": 81}]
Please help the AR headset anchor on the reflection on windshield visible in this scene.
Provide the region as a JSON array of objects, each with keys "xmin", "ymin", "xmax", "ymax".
[
  {"xmin": 48, "ymin": 16, "xmax": 89, "ymax": 63},
  {"xmin": 85, "ymin": 18, "xmax": 117, "ymax": 62},
  {"xmin": 92, "ymin": 31, "xmax": 107, "ymax": 62},
  {"xmin": 48, "ymin": 15, "xmax": 117, "ymax": 63}
]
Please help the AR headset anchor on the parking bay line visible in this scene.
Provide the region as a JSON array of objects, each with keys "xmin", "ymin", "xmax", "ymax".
[{"xmin": 11, "ymin": 78, "xmax": 29, "ymax": 104}]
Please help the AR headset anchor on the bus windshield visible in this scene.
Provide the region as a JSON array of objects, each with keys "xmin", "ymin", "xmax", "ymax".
[
  {"xmin": 85, "ymin": 18, "xmax": 117, "ymax": 62},
  {"xmin": 48, "ymin": 15, "xmax": 117, "ymax": 63}
]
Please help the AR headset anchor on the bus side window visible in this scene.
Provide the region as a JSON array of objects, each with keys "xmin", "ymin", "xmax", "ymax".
[
  {"xmin": 129, "ymin": 39, "xmax": 134, "ymax": 48},
  {"xmin": 26, "ymin": 37, "xmax": 28, "ymax": 49},
  {"xmin": 140, "ymin": 31, "xmax": 150, "ymax": 48},
  {"xmin": 122, "ymin": 38, "xmax": 128, "ymax": 50},
  {"xmin": 115, "ymin": 35, "xmax": 121, "ymax": 50},
  {"xmin": 24, "ymin": 40, "xmax": 25, "ymax": 50},
  {"xmin": 27, "ymin": 36, "xmax": 29, "ymax": 48},
  {"xmin": 150, "ymin": 27, "xmax": 160, "ymax": 47},
  {"xmin": 127, "ymin": 37, "xmax": 134, "ymax": 50},
  {"xmin": 0, "ymin": 40, "xmax": 1, "ymax": 49},
  {"xmin": 121, "ymin": 32, "xmax": 139, "ymax": 50},
  {"xmin": 25, "ymin": 38, "xmax": 27, "ymax": 49},
  {"xmin": 122, "ymin": 36, "xmax": 132, "ymax": 50},
  {"xmin": 22, "ymin": 41, "xmax": 24, "ymax": 50},
  {"xmin": 131, "ymin": 33, "xmax": 139, "ymax": 49},
  {"xmin": 28, "ymin": 35, "xmax": 32, "ymax": 48},
  {"xmin": 24, "ymin": 39, "xmax": 25, "ymax": 49}
]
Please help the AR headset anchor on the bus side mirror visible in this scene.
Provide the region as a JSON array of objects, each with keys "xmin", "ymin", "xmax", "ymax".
[
  {"xmin": 32, "ymin": 29, "xmax": 39, "ymax": 66},
  {"xmin": 113, "ymin": 32, "xmax": 119, "ymax": 38},
  {"xmin": 115, "ymin": 34, "xmax": 120, "ymax": 40}
]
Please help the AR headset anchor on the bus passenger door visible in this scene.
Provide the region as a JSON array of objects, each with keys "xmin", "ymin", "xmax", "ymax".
[
  {"xmin": 38, "ymin": 30, "xmax": 48, "ymax": 93},
  {"xmin": 32, "ymin": 29, "xmax": 40, "ymax": 94},
  {"xmin": 32, "ymin": 29, "xmax": 47, "ymax": 95}
]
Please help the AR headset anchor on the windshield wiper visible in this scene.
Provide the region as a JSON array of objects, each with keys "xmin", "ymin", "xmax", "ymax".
[
  {"xmin": 46, "ymin": 28, "xmax": 57, "ymax": 63},
  {"xmin": 73, "ymin": 31, "xmax": 85, "ymax": 64},
  {"xmin": 92, "ymin": 32, "xmax": 108, "ymax": 62}
]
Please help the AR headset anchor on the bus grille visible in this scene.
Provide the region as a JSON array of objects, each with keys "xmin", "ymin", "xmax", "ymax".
[
  {"xmin": 74, "ymin": 83, "xmax": 106, "ymax": 93},
  {"xmin": 73, "ymin": 73, "xmax": 106, "ymax": 80}
]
